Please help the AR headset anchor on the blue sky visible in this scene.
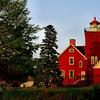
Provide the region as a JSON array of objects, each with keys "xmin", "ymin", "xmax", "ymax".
[{"xmin": 27, "ymin": 0, "xmax": 100, "ymax": 57}]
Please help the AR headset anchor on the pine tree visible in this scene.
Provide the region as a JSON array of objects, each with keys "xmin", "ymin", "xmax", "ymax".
[
  {"xmin": 0, "ymin": 0, "xmax": 40, "ymax": 81},
  {"xmin": 40, "ymin": 25, "xmax": 62, "ymax": 86}
]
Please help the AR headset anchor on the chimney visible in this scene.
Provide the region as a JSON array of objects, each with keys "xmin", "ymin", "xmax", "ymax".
[{"xmin": 69, "ymin": 39, "xmax": 76, "ymax": 46}]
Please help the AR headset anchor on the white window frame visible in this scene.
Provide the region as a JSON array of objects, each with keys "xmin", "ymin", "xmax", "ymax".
[
  {"xmin": 95, "ymin": 56, "xmax": 98, "ymax": 63},
  {"xmin": 69, "ymin": 70, "xmax": 74, "ymax": 78},
  {"xmin": 69, "ymin": 49, "xmax": 74, "ymax": 53},
  {"xmin": 79, "ymin": 60, "xmax": 82, "ymax": 68},
  {"xmin": 91, "ymin": 56, "xmax": 98, "ymax": 65},
  {"xmin": 60, "ymin": 70, "xmax": 65, "ymax": 78},
  {"xmin": 91, "ymin": 56, "xmax": 95, "ymax": 65},
  {"xmin": 81, "ymin": 71, "xmax": 85, "ymax": 80},
  {"xmin": 69, "ymin": 57, "xmax": 74, "ymax": 65}
]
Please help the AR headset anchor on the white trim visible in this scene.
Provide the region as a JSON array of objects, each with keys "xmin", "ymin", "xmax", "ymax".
[
  {"xmin": 60, "ymin": 70, "xmax": 65, "ymax": 78},
  {"xmin": 69, "ymin": 57, "xmax": 74, "ymax": 65},
  {"xmin": 69, "ymin": 70, "xmax": 74, "ymax": 78},
  {"xmin": 73, "ymin": 79, "xmax": 80, "ymax": 85},
  {"xmin": 69, "ymin": 49, "xmax": 74, "ymax": 53},
  {"xmin": 91, "ymin": 56, "xmax": 95, "ymax": 65},
  {"xmin": 81, "ymin": 71, "xmax": 85, "ymax": 80},
  {"xmin": 79, "ymin": 60, "xmax": 82, "ymax": 68},
  {"xmin": 71, "ymin": 44, "xmax": 87, "ymax": 60},
  {"xmin": 91, "ymin": 56, "xmax": 98, "ymax": 65},
  {"xmin": 95, "ymin": 56, "xmax": 98, "ymax": 63},
  {"xmin": 59, "ymin": 44, "xmax": 87, "ymax": 60}
]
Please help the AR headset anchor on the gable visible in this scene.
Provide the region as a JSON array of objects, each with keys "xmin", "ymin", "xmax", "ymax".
[{"xmin": 59, "ymin": 44, "xmax": 87, "ymax": 60}]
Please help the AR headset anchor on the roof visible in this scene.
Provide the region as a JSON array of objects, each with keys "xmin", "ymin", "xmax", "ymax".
[
  {"xmin": 90, "ymin": 17, "xmax": 100, "ymax": 25},
  {"xmin": 76, "ymin": 46, "xmax": 85, "ymax": 55},
  {"xmin": 59, "ymin": 44, "xmax": 87, "ymax": 60}
]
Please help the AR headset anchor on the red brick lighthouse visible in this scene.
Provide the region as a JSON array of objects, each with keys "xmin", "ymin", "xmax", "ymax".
[{"xmin": 85, "ymin": 17, "xmax": 100, "ymax": 84}]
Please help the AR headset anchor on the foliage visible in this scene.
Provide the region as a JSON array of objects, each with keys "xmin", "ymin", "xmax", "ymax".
[
  {"xmin": 0, "ymin": 0, "xmax": 40, "ymax": 81},
  {"xmin": 39, "ymin": 25, "xmax": 62, "ymax": 86}
]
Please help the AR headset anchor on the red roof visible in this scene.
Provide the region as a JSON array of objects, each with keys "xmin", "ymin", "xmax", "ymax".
[{"xmin": 90, "ymin": 17, "xmax": 100, "ymax": 25}]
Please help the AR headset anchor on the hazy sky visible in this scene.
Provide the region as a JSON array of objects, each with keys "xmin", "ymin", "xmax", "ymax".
[{"xmin": 27, "ymin": 0, "xmax": 100, "ymax": 57}]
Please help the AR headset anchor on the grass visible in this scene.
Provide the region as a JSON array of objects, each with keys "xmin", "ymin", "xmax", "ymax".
[{"xmin": 0, "ymin": 86, "xmax": 100, "ymax": 100}]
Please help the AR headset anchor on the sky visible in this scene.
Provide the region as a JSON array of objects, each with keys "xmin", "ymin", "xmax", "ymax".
[{"xmin": 27, "ymin": 0, "xmax": 100, "ymax": 57}]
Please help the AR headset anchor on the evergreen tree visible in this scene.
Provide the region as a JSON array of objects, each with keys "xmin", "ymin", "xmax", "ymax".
[
  {"xmin": 40, "ymin": 25, "xmax": 62, "ymax": 86},
  {"xmin": 0, "ymin": 0, "xmax": 40, "ymax": 81}
]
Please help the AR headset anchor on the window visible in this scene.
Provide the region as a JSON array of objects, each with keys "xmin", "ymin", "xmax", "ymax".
[
  {"xmin": 69, "ymin": 49, "xmax": 74, "ymax": 53},
  {"xmin": 91, "ymin": 56, "xmax": 98, "ymax": 65},
  {"xmin": 69, "ymin": 57, "xmax": 74, "ymax": 65},
  {"xmin": 60, "ymin": 70, "xmax": 65, "ymax": 78},
  {"xmin": 95, "ymin": 56, "xmax": 98, "ymax": 63},
  {"xmin": 69, "ymin": 70, "xmax": 74, "ymax": 78},
  {"xmin": 81, "ymin": 71, "xmax": 85, "ymax": 80},
  {"xmin": 79, "ymin": 61, "xmax": 82, "ymax": 67},
  {"xmin": 91, "ymin": 56, "xmax": 95, "ymax": 65}
]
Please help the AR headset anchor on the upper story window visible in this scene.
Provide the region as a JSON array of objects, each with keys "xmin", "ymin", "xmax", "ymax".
[
  {"xmin": 79, "ymin": 61, "xmax": 82, "ymax": 68},
  {"xmin": 69, "ymin": 57, "xmax": 74, "ymax": 65},
  {"xmin": 69, "ymin": 70, "xmax": 74, "ymax": 78},
  {"xmin": 91, "ymin": 56, "xmax": 98, "ymax": 65},
  {"xmin": 69, "ymin": 49, "xmax": 74, "ymax": 53},
  {"xmin": 91, "ymin": 56, "xmax": 95, "ymax": 65},
  {"xmin": 95, "ymin": 56, "xmax": 98, "ymax": 63}
]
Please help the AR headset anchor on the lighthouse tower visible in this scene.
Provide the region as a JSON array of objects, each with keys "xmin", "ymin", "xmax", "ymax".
[{"xmin": 85, "ymin": 17, "xmax": 100, "ymax": 83}]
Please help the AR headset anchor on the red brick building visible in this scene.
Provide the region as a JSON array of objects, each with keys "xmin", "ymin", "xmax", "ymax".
[{"xmin": 58, "ymin": 17, "xmax": 100, "ymax": 86}]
